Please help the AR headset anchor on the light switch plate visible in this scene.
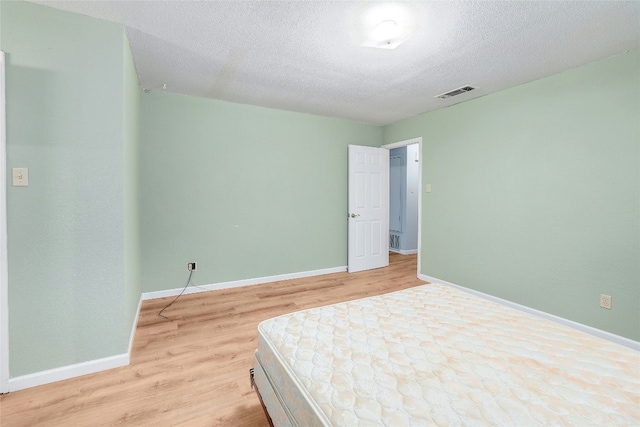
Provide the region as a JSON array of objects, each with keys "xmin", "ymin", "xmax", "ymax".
[{"xmin": 12, "ymin": 168, "xmax": 28, "ymax": 187}]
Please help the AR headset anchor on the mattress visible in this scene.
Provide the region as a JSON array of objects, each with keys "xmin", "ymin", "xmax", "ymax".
[{"xmin": 255, "ymin": 283, "xmax": 640, "ymax": 426}]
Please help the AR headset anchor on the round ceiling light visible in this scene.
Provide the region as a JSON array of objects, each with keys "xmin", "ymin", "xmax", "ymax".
[
  {"xmin": 359, "ymin": 3, "xmax": 418, "ymax": 50},
  {"xmin": 371, "ymin": 20, "xmax": 402, "ymax": 42}
]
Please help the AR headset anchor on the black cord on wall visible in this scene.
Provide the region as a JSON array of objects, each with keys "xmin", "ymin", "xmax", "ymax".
[{"xmin": 158, "ymin": 270, "xmax": 193, "ymax": 319}]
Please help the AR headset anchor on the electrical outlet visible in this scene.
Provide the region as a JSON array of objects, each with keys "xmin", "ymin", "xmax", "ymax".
[
  {"xmin": 187, "ymin": 262, "xmax": 197, "ymax": 271},
  {"xmin": 599, "ymin": 294, "xmax": 612, "ymax": 310}
]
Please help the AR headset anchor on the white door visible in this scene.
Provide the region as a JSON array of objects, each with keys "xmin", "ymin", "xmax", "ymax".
[{"xmin": 348, "ymin": 145, "xmax": 389, "ymax": 273}]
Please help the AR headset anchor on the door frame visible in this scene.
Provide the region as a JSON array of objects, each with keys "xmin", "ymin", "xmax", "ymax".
[
  {"xmin": 1, "ymin": 51, "xmax": 9, "ymax": 394},
  {"xmin": 382, "ymin": 137, "xmax": 422, "ymax": 278}
]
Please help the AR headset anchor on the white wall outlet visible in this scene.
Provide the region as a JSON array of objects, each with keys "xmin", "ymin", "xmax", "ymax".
[
  {"xmin": 187, "ymin": 262, "xmax": 197, "ymax": 271},
  {"xmin": 599, "ymin": 294, "xmax": 612, "ymax": 310},
  {"xmin": 12, "ymin": 168, "xmax": 29, "ymax": 187}
]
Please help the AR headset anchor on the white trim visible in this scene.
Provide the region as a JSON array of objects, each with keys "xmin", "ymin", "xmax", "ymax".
[
  {"xmin": 382, "ymin": 137, "xmax": 423, "ymax": 279},
  {"xmin": 420, "ymin": 274, "xmax": 640, "ymax": 351},
  {"xmin": 8, "ymin": 353, "xmax": 129, "ymax": 392},
  {"xmin": 128, "ymin": 296, "xmax": 142, "ymax": 352},
  {"xmin": 389, "ymin": 249, "xmax": 418, "ymax": 255},
  {"xmin": 7, "ymin": 296, "xmax": 141, "ymax": 392},
  {"xmin": 7, "ymin": 288, "xmax": 143, "ymax": 392},
  {"xmin": 142, "ymin": 266, "xmax": 348, "ymax": 301},
  {"xmin": 0, "ymin": 51, "xmax": 9, "ymax": 394},
  {"xmin": 383, "ymin": 137, "xmax": 421, "ymax": 150}
]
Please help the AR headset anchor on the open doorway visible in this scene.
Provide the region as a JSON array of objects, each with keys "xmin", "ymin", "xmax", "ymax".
[
  {"xmin": 389, "ymin": 144, "xmax": 419, "ymax": 255},
  {"xmin": 383, "ymin": 137, "xmax": 422, "ymax": 276}
]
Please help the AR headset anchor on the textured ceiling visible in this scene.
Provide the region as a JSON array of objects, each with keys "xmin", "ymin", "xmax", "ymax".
[{"xmin": 29, "ymin": 1, "xmax": 640, "ymax": 125}]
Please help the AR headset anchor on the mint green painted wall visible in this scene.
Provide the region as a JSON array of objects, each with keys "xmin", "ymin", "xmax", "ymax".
[
  {"xmin": 123, "ymin": 33, "xmax": 141, "ymax": 334},
  {"xmin": 384, "ymin": 51, "xmax": 640, "ymax": 341},
  {"xmin": 140, "ymin": 92, "xmax": 382, "ymax": 292},
  {"xmin": 2, "ymin": 1, "xmax": 136, "ymax": 376},
  {"xmin": 2, "ymin": 0, "xmax": 636, "ymax": 383}
]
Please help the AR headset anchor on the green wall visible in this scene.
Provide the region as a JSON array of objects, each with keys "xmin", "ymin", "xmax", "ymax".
[
  {"xmin": 1, "ymin": 0, "xmax": 637, "ymax": 383},
  {"xmin": 384, "ymin": 50, "xmax": 640, "ymax": 341},
  {"xmin": 140, "ymin": 92, "xmax": 381, "ymax": 292},
  {"xmin": 2, "ymin": 1, "xmax": 140, "ymax": 376}
]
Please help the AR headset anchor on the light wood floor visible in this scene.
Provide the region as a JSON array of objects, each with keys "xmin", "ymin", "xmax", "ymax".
[{"xmin": 0, "ymin": 253, "xmax": 425, "ymax": 426}]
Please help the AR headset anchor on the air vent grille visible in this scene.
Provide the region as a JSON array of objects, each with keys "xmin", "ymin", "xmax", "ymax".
[
  {"xmin": 390, "ymin": 233, "xmax": 400, "ymax": 249},
  {"xmin": 436, "ymin": 85, "xmax": 476, "ymax": 99}
]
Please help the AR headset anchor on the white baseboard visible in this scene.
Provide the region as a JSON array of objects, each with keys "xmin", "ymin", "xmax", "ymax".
[
  {"xmin": 7, "ymin": 267, "xmax": 344, "ymax": 392},
  {"xmin": 8, "ymin": 353, "xmax": 129, "ymax": 392},
  {"xmin": 143, "ymin": 266, "xmax": 348, "ymax": 301},
  {"xmin": 420, "ymin": 274, "xmax": 640, "ymax": 351},
  {"xmin": 8, "ymin": 293, "xmax": 143, "ymax": 392},
  {"xmin": 390, "ymin": 249, "xmax": 418, "ymax": 255},
  {"xmin": 128, "ymin": 295, "xmax": 143, "ymax": 353}
]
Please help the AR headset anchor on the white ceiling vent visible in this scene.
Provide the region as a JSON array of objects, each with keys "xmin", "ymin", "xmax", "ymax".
[{"xmin": 436, "ymin": 85, "xmax": 476, "ymax": 99}]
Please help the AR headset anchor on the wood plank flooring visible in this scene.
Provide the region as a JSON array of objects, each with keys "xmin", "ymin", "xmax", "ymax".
[{"xmin": 0, "ymin": 253, "xmax": 425, "ymax": 426}]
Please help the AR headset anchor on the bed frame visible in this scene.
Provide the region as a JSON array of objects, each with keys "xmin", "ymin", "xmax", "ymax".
[{"xmin": 249, "ymin": 368, "xmax": 274, "ymax": 427}]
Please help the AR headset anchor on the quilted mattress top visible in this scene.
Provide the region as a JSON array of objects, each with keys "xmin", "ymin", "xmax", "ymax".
[{"xmin": 257, "ymin": 283, "xmax": 639, "ymax": 426}]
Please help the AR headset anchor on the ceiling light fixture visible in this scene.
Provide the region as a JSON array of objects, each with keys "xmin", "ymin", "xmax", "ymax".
[
  {"xmin": 372, "ymin": 20, "xmax": 402, "ymax": 43},
  {"xmin": 359, "ymin": 4, "xmax": 416, "ymax": 50}
]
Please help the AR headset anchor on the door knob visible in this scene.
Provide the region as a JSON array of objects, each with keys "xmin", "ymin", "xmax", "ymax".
[{"xmin": 349, "ymin": 213, "xmax": 360, "ymax": 218}]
